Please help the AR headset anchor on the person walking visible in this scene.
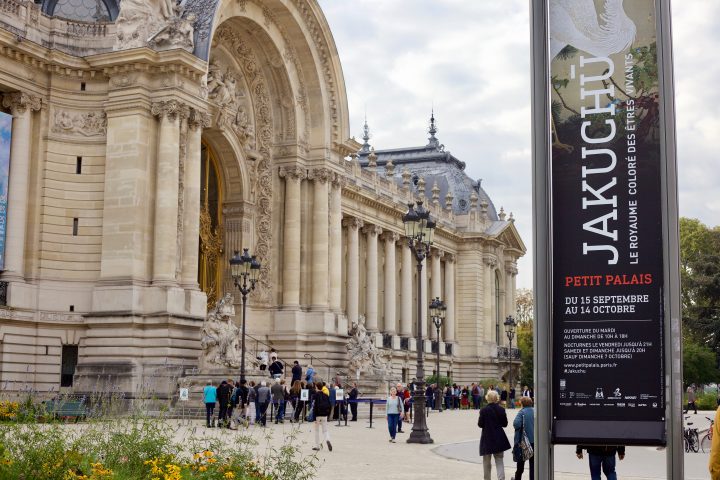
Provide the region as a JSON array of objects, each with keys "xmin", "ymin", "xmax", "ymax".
[
  {"xmin": 685, "ymin": 384, "xmax": 698, "ymax": 414},
  {"xmin": 478, "ymin": 390, "xmax": 511, "ymax": 480},
  {"xmin": 576, "ymin": 445, "xmax": 625, "ymax": 480},
  {"xmin": 271, "ymin": 378, "xmax": 285, "ymax": 424},
  {"xmin": 513, "ymin": 396, "xmax": 535, "ymax": 480},
  {"xmin": 709, "ymin": 404, "xmax": 720, "ymax": 479},
  {"xmin": 269, "ymin": 354, "xmax": 284, "ymax": 379},
  {"xmin": 312, "ymin": 381, "xmax": 332, "ymax": 451},
  {"xmin": 305, "ymin": 364, "xmax": 315, "ymax": 383},
  {"xmin": 472, "ymin": 383, "xmax": 481, "ymax": 410},
  {"xmin": 478, "ymin": 384, "xmax": 486, "ymax": 409},
  {"xmin": 348, "ymin": 382, "xmax": 359, "ymax": 421},
  {"xmin": 216, "ymin": 379, "xmax": 233, "ymax": 428},
  {"xmin": 203, "ymin": 380, "xmax": 217, "ymax": 428},
  {"xmin": 386, "ymin": 386, "xmax": 405, "ymax": 442},
  {"xmin": 256, "ymin": 381, "xmax": 271, "ymax": 427},
  {"xmin": 395, "ymin": 384, "xmax": 405, "ymax": 432}
]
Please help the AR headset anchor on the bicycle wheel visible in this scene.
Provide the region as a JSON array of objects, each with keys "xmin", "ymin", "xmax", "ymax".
[
  {"xmin": 691, "ymin": 430, "xmax": 700, "ymax": 452},
  {"xmin": 685, "ymin": 435, "xmax": 690, "ymax": 452},
  {"xmin": 701, "ymin": 433, "xmax": 712, "ymax": 453}
]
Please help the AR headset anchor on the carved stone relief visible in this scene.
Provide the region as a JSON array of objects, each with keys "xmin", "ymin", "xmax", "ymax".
[
  {"xmin": 52, "ymin": 109, "xmax": 107, "ymax": 137},
  {"xmin": 115, "ymin": 1, "xmax": 194, "ymax": 52}
]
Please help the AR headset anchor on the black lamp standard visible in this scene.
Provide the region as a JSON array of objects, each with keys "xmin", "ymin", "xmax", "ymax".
[
  {"xmin": 229, "ymin": 248, "xmax": 261, "ymax": 382},
  {"xmin": 430, "ymin": 297, "xmax": 446, "ymax": 412},
  {"xmin": 504, "ymin": 315, "xmax": 517, "ymax": 406},
  {"xmin": 403, "ymin": 200, "xmax": 436, "ymax": 444}
]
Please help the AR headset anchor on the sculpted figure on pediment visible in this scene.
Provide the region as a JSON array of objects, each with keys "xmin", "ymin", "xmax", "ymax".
[{"xmin": 115, "ymin": 0, "xmax": 194, "ymax": 52}]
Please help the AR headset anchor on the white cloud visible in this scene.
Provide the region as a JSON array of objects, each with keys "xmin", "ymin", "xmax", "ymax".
[{"xmin": 319, "ymin": 0, "xmax": 718, "ymax": 289}]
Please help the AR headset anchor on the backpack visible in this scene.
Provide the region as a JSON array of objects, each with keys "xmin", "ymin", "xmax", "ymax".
[{"xmin": 314, "ymin": 392, "xmax": 331, "ymax": 416}]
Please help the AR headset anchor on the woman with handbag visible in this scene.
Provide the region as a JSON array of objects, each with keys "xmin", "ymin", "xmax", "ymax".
[
  {"xmin": 513, "ymin": 396, "xmax": 535, "ymax": 480},
  {"xmin": 479, "ymin": 390, "xmax": 512, "ymax": 480}
]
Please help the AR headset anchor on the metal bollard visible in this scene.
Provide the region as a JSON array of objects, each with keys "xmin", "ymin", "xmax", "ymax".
[{"xmin": 368, "ymin": 401, "xmax": 374, "ymax": 429}]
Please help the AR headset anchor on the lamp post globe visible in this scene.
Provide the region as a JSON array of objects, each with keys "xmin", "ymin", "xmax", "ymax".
[
  {"xmin": 229, "ymin": 248, "xmax": 261, "ymax": 382},
  {"xmin": 404, "ymin": 200, "xmax": 435, "ymax": 444}
]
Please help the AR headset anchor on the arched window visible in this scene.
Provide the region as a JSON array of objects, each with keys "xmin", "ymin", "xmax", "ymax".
[
  {"xmin": 495, "ymin": 272, "xmax": 501, "ymax": 344},
  {"xmin": 42, "ymin": 0, "xmax": 119, "ymax": 22},
  {"xmin": 198, "ymin": 142, "xmax": 223, "ymax": 308}
]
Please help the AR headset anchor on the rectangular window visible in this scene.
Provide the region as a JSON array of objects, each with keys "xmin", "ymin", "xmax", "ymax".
[
  {"xmin": 60, "ymin": 345, "xmax": 79, "ymax": 387},
  {"xmin": 72, "ymin": 218, "xmax": 78, "ymax": 236},
  {"xmin": 80, "ymin": 82, "xmax": 86, "ymax": 91},
  {"xmin": 76, "ymin": 157, "xmax": 82, "ymax": 174},
  {"xmin": 401, "ymin": 368, "xmax": 408, "ymax": 384}
]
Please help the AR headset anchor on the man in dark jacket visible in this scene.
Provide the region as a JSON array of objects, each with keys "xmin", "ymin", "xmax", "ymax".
[
  {"xmin": 216, "ymin": 380, "xmax": 233, "ymax": 428},
  {"xmin": 256, "ymin": 381, "xmax": 271, "ymax": 427},
  {"xmin": 576, "ymin": 445, "xmax": 625, "ymax": 480},
  {"xmin": 291, "ymin": 360, "xmax": 302, "ymax": 383},
  {"xmin": 269, "ymin": 355, "xmax": 284, "ymax": 379},
  {"xmin": 348, "ymin": 383, "xmax": 359, "ymax": 421}
]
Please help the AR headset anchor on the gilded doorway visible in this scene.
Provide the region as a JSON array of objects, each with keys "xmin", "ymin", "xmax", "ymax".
[{"xmin": 198, "ymin": 142, "xmax": 224, "ymax": 308}]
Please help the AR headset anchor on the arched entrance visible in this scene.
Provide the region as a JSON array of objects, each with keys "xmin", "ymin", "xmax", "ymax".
[{"xmin": 198, "ymin": 142, "xmax": 224, "ymax": 308}]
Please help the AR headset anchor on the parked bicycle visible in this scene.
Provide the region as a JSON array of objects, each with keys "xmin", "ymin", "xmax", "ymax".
[
  {"xmin": 701, "ymin": 416, "xmax": 714, "ymax": 453},
  {"xmin": 684, "ymin": 416, "xmax": 699, "ymax": 453}
]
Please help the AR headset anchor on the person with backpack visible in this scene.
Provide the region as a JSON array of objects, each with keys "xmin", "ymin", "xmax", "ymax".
[
  {"xmin": 305, "ymin": 364, "xmax": 315, "ymax": 383},
  {"xmin": 312, "ymin": 381, "xmax": 332, "ymax": 451},
  {"xmin": 386, "ymin": 387, "xmax": 405, "ymax": 443}
]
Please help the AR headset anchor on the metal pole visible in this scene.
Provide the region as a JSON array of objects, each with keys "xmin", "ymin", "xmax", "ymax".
[
  {"xmin": 656, "ymin": 0, "xmax": 683, "ymax": 477},
  {"xmin": 436, "ymin": 324, "xmax": 442, "ymax": 411},
  {"xmin": 508, "ymin": 336, "xmax": 513, "ymax": 407},
  {"xmin": 408, "ymin": 254, "xmax": 432, "ymax": 443},
  {"xmin": 530, "ymin": 0, "xmax": 553, "ymax": 477},
  {"xmin": 240, "ymin": 288, "xmax": 247, "ymax": 382}
]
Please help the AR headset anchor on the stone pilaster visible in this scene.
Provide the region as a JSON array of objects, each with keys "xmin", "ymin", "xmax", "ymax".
[
  {"xmin": 308, "ymin": 168, "xmax": 332, "ymax": 308},
  {"xmin": 400, "ymin": 241, "xmax": 413, "ymax": 336},
  {"xmin": 1, "ymin": 93, "xmax": 42, "ymax": 279},
  {"xmin": 343, "ymin": 217, "xmax": 363, "ymax": 324},
  {"xmin": 279, "ymin": 165, "xmax": 306, "ymax": 307},
  {"xmin": 180, "ymin": 108, "xmax": 210, "ymax": 288},
  {"xmin": 421, "ymin": 253, "xmax": 428, "ymax": 338},
  {"xmin": 381, "ymin": 231, "xmax": 400, "ymax": 334},
  {"xmin": 430, "ymin": 249, "xmax": 443, "ymax": 340},
  {"xmin": 444, "ymin": 254, "xmax": 456, "ymax": 342},
  {"xmin": 363, "ymin": 224, "xmax": 382, "ymax": 332},
  {"xmin": 329, "ymin": 174, "xmax": 345, "ymax": 312},
  {"xmin": 151, "ymin": 100, "xmax": 184, "ymax": 285},
  {"xmin": 483, "ymin": 255, "xmax": 498, "ymax": 343},
  {"xmin": 506, "ymin": 261, "xmax": 518, "ymax": 320}
]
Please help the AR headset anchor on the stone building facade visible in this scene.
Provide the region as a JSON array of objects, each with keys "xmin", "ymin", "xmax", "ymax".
[{"xmin": 0, "ymin": 0, "xmax": 524, "ymax": 397}]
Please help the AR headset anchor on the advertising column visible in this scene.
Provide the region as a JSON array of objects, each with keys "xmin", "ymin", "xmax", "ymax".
[{"xmin": 549, "ymin": 0, "xmax": 666, "ymax": 445}]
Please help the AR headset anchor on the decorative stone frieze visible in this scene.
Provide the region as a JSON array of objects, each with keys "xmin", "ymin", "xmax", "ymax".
[{"xmin": 52, "ymin": 109, "xmax": 107, "ymax": 137}]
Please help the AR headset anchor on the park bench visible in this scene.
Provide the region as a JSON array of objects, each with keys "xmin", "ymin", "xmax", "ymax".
[{"xmin": 44, "ymin": 399, "xmax": 87, "ymax": 422}]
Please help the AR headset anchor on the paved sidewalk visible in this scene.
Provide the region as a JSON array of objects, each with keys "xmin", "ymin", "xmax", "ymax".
[{"xmin": 173, "ymin": 407, "xmax": 713, "ymax": 479}]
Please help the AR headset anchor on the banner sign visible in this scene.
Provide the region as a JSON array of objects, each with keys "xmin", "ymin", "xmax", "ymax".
[
  {"xmin": 549, "ymin": 0, "xmax": 665, "ymax": 444},
  {"xmin": 0, "ymin": 112, "xmax": 10, "ymax": 271}
]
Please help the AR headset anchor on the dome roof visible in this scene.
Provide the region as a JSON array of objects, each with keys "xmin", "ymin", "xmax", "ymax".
[{"xmin": 357, "ymin": 114, "xmax": 498, "ymax": 219}]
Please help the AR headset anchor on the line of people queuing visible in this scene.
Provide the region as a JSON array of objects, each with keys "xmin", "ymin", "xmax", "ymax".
[{"xmin": 423, "ymin": 383, "xmax": 534, "ymax": 411}]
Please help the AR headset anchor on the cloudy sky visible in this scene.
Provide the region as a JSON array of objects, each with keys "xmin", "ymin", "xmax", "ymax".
[{"xmin": 317, "ymin": 0, "xmax": 718, "ymax": 290}]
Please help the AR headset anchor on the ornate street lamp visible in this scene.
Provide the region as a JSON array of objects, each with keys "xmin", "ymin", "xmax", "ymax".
[
  {"xmin": 403, "ymin": 200, "xmax": 436, "ymax": 444},
  {"xmin": 504, "ymin": 315, "xmax": 517, "ymax": 407},
  {"xmin": 430, "ymin": 297, "xmax": 446, "ymax": 412},
  {"xmin": 229, "ymin": 248, "xmax": 261, "ymax": 382}
]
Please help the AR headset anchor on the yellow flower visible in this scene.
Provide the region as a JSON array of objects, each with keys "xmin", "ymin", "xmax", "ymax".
[
  {"xmin": 224, "ymin": 472, "xmax": 235, "ymax": 479},
  {"xmin": 207, "ymin": 457, "xmax": 217, "ymax": 464},
  {"xmin": 198, "ymin": 466, "xmax": 207, "ymax": 472},
  {"xmin": 203, "ymin": 450, "xmax": 214, "ymax": 458}
]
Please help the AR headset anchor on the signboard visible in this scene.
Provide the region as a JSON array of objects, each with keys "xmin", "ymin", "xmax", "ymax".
[
  {"xmin": 0, "ymin": 111, "xmax": 11, "ymax": 270},
  {"xmin": 300, "ymin": 389, "xmax": 309, "ymax": 401},
  {"xmin": 549, "ymin": 0, "xmax": 665, "ymax": 445},
  {"xmin": 335, "ymin": 389, "xmax": 344, "ymax": 401},
  {"xmin": 179, "ymin": 388, "xmax": 189, "ymax": 402}
]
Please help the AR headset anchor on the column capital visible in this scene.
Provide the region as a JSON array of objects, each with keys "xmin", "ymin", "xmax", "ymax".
[
  {"xmin": 308, "ymin": 167, "xmax": 333, "ymax": 184},
  {"xmin": 505, "ymin": 261, "xmax": 518, "ymax": 276},
  {"xmin": 444, "ymin": 253, "xmax": 456, "ymax": 263},
  {"xmin": 188, "ymin": 108, "xmax": 212, "ymax": 130},
  {"xmin": 2, "ymin": 92, "xmax": 42, "ymax": 114},
  {"xmin": 279, "ymin": 165, "xmax": 306, "ymax": 181},
  {"xmin": 483, "ymin": 255, "xmax": 498, "ymax": 268},
  {"xmin": 342, "ymin": 216, "xmax": 364, "ymax": 230},
  {"xmin": 380, "ymin": 231, "xmax": 401, "ymax": 243},
  {"xmin": 331, "ymin": 172, "xmax": 348, "ymax": 189},
  {"xmin": 151, "ymin": 100, "xmax": 187, "ymax": 121},
  {"xmin": 430, "ymin": 248, "xmax": 445, "ymax": 259},
  {"xmin": 362, "ymin": 224, "xmax": 383, "ymax": 237}
]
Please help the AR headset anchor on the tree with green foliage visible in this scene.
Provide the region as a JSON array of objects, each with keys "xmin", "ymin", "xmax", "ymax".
[
  {"xmin": 515, "ymin": 288, "xmax": 534, "ymax": 388},
  {"xmin": 683, "ymin": 338, "xmax": 719, "ymax": 387}
]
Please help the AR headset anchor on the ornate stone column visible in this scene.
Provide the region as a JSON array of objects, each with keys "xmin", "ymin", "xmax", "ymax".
[
  {"xmin": 329, "ymin": 175, "xmax": 344, "ymax": 312},
  {"xmin": 421, "ymin": 254, "xmax": 428, "ymax": 338},
  {"xmin": 343, "ymin": 217, "xmax": 363, "ymax": 324},
  {"xmin": 363, "ymin": 224, "xmax": 382, "ymax": 332},
  {"xmin": 483, "ymin": 255, "xmax": 498, "ymax": 343},
  {"xmin": 444, "ymin": 254, "xmax": 456, "ymax": 342},
  {"xmin": 151, "ymin": 100, "xmax": 183, "ymax": 285},
  {"xmin": 381, "ymin": 231, "xmax": 400, "ymax": 334},
  {"xmin": 400, "ymin": 242, "xmax": 413, "ymax": 336},
  {"xmin": 430, "ymin": 249, "xmax": 443, "ymax": 340},
  {"xmin": 1, "ymin": 93, "xmax": 42, "ymax": 279},
  {"xmin": 309, "ymin": 168, "xmax": 331, "ymax": 308},
  {"xmin": 180, "ymin": 108, "xmax": 210, "ymax": 288},
  {"xmin": 506, "ymin": 261, "xmax": 518, "ymax": 319},
  {"xmin": 279, "ymin": 166, "xmax": 306, "ymax": 307}
]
